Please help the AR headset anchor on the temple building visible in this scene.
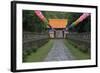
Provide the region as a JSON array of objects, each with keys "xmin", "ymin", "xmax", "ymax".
[{"xmin": 48, "ymin": 19, "xmax": 68, "ymax": 38}]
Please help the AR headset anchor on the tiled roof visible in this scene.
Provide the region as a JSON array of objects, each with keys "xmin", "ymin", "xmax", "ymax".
[{"xmin": 49, "ymin": 19, "xmax": 68, "ymax": 28}]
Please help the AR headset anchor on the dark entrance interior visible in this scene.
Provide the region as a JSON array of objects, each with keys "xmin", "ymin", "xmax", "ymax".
[{"xmin": 55, "ymin": 30, "xmax": 64, "ymax": 39}]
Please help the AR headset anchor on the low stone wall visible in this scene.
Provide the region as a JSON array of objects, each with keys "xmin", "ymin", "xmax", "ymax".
[
  {"xmin": 23, "ymin": 31, "xmax": 49, "ymax": 61},
  {"xmin": 66, "ymin": 32, "xmax": 91, "ymax": 53}
]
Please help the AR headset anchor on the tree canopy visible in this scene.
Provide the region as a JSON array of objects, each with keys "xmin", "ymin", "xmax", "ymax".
[{"xmin": 23, "ymin": 10, "xmax": 90, "ymax": 32}]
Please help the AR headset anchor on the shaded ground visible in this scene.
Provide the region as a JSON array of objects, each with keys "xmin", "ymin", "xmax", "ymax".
[{"xmin": 44, "ymin": 39, "xmax": 74, "ymax": 61}]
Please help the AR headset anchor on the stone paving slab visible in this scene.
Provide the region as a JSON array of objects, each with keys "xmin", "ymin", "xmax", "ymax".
[{"xmin": 44, "ymin": 39, "xmax": 74, "ymax": 62}]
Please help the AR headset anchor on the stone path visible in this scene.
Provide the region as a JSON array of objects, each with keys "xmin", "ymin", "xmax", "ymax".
[{"xmin": 44, "ymin": 39, "xmax": 74, "ymax": 61}]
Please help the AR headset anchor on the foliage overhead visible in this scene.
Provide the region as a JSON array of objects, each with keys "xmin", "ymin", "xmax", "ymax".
[{"xmin": 23, "ymin": 10, "xmax": 90, "ymax": 32}]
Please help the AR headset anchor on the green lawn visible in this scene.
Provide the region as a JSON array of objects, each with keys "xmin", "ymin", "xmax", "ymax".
[
  {"xmin": 64, "ymin": 39, "xmax": 90, "ymax": 60},
  {"xmin": 24, "ymin": 40, "xmax": 53, "ymax": 62}
]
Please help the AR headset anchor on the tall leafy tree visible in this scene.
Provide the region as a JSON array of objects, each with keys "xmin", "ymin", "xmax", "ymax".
[{"xmin": 23, "ymin": 10, "xmax": 47, "ymax": 32}]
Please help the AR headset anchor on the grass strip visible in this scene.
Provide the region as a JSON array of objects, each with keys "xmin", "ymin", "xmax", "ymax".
[
  {"xmin": 25, "ymin": 40, "xmax": 53, "ymax": 62},
  {"xmin": 64, "ymin": 39, "xmax": 90, "ymax": 60}
]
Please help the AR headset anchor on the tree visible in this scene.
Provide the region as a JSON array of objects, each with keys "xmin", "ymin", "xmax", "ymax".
[{"xmin": 23, "ymin": 10, "xmax": 47, "ymax": 32}]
